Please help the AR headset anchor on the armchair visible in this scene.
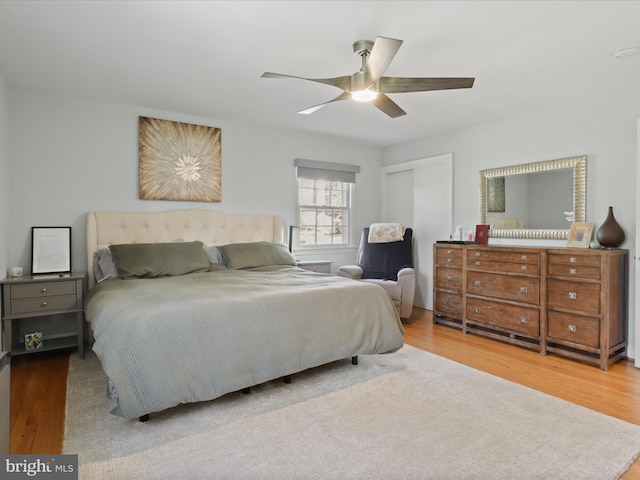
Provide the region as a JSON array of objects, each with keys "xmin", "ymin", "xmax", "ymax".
[{"xmin": 338, "ymin": 227, "xmax": 415, "ymax": 319}]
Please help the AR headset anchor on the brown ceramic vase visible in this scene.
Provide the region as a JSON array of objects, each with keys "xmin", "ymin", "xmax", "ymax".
[{"xmin": 596, "ymin": 206, "xmax": 625, "ymax": 248}]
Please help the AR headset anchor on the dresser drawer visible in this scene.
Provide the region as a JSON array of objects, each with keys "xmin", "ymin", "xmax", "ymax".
[
  {"xmin": 467, "ymin": 249, "xmax": 539, "ymax": 265},
  {"xmin": 467, "ymin": 271, "xmax": 540, "ymax": 305},
  {"xmin": 466, "ymin": 297, "xmax": 539, "ymax": 336},
  {"xmin": 547, "ymin": 263, "xmax": 600, "ymax": 280},
  {"xmin": 435, "ymin": 248, "xmax": 463, "ymax": 267},
  {"xmin": 435, "ymin": 267, "xmax": 463, "ymax": 290},
  {"xmin": 434, "ymin": 291, "xmax": 463, "ymax": 319},
  {"xmin": 467, "ymin": 258, "xmax": 540, "ymax": 275},
  {"xmin": 10, "ymin": 281, "xmax": 76, "ymax": 299},
  {"xmin": 548, "ymin": 253, "xmax": 601, "ymax": 268},
  {"xmin": 548, "ymin": 311, "xmax": 599, "ymax": 349},
  {"xmin": 547, "ymin": 279, "xmax": 600, "ymax": 315},
  {"xmin": 11, "ymin": 294, "xmax": 77, "ymax": 315}
]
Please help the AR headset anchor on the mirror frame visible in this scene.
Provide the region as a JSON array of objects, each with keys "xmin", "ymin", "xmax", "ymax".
[{"xmin": 479, "ymin": 155, "xmax": 586, "ymax": 240}]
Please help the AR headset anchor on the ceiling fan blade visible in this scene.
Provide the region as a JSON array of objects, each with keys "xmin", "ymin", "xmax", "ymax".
[
  {"xmin": 366, "ymin": 37, "xmax": 403, "ymax": 82},
  {"xmin": 262, "ymin": 72, "xmax": 351, "ymax": 91},
  {"xmin": 379, "ymin": 77, "xmax": 475, "ymax": 93},
  {"xmin": 372, "ymin": 94, "xmax": 406, "ymax": 118},
  {"xmin": 298, "ymin": 91, "xmax": 352, "ymax": 115}
]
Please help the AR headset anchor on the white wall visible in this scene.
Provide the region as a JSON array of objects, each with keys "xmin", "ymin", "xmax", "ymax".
[
  {"xmin": 0, "ymin": 74, "xmax": 8, "ymax": 349},
  {"xmin": 0, "ymin": 75, "xmax": 8, "ymax": 278},
  {"xmin": 7, "ymin": 86, "xmax": 382, "ymax": 274},
  {"xmin": 382, "ymin": 81, "xmax": 640, "ymax": 358}
]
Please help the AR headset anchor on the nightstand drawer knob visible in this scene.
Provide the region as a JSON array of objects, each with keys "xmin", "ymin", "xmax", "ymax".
[
  {"xmin": 568, "ymin": 324, "xmax": 577, "ymax": 333},
  {"xmin": 568, "ymin": 292, "xmax": 577, "ymax": 300},
  {"xmin": 41, "ymin": 288, "xmax": 47, "ymax": 292},
  {"xmin": 41, "ymin": 302, "xmax": 47, "ymax": 307}
]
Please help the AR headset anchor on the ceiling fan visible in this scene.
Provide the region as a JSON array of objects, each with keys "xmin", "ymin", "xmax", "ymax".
[{"xmin": 262, "ymin": 36, "xmax": 475, "ymax": 118}]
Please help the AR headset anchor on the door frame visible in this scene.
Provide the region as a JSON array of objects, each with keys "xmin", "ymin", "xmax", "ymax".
[{"xmin": 381, "ymin": 153, "xmax": 454, "ymax": 310}]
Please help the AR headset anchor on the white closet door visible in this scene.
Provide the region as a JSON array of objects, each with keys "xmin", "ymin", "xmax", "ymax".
[
  {"xmin": 635, "ymin": 118, "xmax": 640, "ymax": 367},
  {"xmin": 382, "ymin": 154, "xmax": 453, "ymax": 310}
]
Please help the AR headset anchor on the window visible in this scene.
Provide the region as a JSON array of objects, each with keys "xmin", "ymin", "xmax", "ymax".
[{"xmin": 294, "ymin": 159, "xmax": 360, "ymax": 249}]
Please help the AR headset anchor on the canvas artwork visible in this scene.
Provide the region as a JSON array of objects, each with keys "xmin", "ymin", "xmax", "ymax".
[{"xmin": 139, "ymin": 116, "xmax": 222, "ymax": 202}]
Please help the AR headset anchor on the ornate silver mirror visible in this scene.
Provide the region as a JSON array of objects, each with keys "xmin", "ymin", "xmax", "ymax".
[{"xmin": 479, "ymin": 155, "xmax": 586, "ymax": 240}]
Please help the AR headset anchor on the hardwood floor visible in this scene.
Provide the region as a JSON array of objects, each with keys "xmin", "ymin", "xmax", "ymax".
[{"xmin": 9, "ymin": 308, "xmax": 640, "ymax": 478}]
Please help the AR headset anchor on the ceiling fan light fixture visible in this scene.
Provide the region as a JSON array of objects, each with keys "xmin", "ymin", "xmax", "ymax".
[{"xmin": 352, "ymin": 89, "xmax": 378, "ymax": 102}]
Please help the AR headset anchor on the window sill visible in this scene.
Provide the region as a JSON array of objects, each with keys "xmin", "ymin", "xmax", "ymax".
[{"xmin": 292, "ymin": 245, "xmax": 357, "ymax": 256}]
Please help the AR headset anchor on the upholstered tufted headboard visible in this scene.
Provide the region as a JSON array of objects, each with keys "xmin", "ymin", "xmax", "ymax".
[{"xmin": 86, "ymin": 209, "xmax": 285, "ymax": 289}]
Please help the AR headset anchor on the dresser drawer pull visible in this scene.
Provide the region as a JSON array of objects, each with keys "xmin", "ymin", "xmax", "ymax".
[
  {"xmin": 476, "ymin": 261, "xmax": 481, "ymax": 266},
  {"xmin": 569, "ymin": 268, "xmax": 577, "ymax": 275},
  {"xmin": 41, "ymin": 288, "xmax": 47, "ymax": 292},
  {"xmin": 474, "ymin": 280, "xmax": 481, "ymax": 287},
  {"xmin": 521, "ymin": 265, "xmax": 527, "ymax": 271},
  {"xmin": 447, "ymin": 258, "xmax": 452, "ymax": 263},
  {"xmin": 520, "ymin": 287, "xmax": 528, "ymax": 294},
  {"xmin": 569, "ymin": 257, "xmax": 577, "ymax": 263},
  {"xmin": 520, "ymin": 316, "xmax": 528, "ymax": 324},
  {"xmin": 475, "ymin": 252, "xmax": 481, "ymax": 257},
  {"xmin": 446, "ymin": 300, "xmax": 453, "ymax": 307},
  {"xmin": 521, "ymin": 255, "xmax": 527, "ymax": 260},
  {"xmin": 447, "ymin": 249, "xmax": 453, "ymax": 254},
  {"xmin": 568, "ymin": 292, "xmax": 577, "ymax": 300},
  {"xmin": 41, "ymin": 302, "xmax": 47, "ymax": 307},
  {"xmin": 568, "ymin": 324, "xmax": 577, "ymax": 333},
  {"xmin": 474, "ymin": 307, "xmax": 480, "ymax": 313},
  {"xmin": 446, "ymin": 276, "xmax": 453, "ymax": 282}
]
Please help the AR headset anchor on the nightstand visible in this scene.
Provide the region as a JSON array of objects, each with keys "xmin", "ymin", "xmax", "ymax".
[
  {"xmin": 296, "ymin": 260, "xmax": 332, "ymax": 274},
  {"xmin": 1, "ymin": 273, "xmax": 85, "ymax": 358}
]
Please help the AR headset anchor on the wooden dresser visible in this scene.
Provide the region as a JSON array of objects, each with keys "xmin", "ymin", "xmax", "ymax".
[{"xmin": 433, "ymin": 243, "xmax": 628, "ymax": 370}]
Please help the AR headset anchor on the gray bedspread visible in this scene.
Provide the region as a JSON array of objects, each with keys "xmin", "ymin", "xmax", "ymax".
[{"xmin": 84, "ymin": 266, "xmax": 404, "ymax": 419}]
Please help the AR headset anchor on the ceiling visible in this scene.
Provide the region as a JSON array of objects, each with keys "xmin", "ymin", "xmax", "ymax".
[{"xmin": 1, "ymin": 1, "xmax": 639, "ymax": 148}]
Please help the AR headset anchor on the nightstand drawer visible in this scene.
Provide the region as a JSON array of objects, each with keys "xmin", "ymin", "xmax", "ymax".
[
  {"xmin": 11, "ymin": 281, "xmax": 76, "ymax": 299},
  {"xmin": 12, "ymin": 295, "xmax": 77, "ymax": 315}
]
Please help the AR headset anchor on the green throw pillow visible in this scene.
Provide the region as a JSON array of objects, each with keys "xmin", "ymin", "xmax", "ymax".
[
  {"xmin": 109, "ymin": 241, "xmax": 210, "ymax": 279},
  {"xmin": 218, "ymin": 242, "xmax": 296, "ymax": 269}
]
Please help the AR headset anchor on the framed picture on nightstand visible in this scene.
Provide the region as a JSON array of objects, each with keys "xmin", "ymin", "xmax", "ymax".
[{"xmin": 31, "ymin": 226, "xmax": 72, "ymax": 274}]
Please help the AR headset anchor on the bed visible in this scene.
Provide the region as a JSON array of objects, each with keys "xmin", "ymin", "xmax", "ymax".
[{"xmin": 84, "ymin": 209, "xmax": 405, "ymax": 420}]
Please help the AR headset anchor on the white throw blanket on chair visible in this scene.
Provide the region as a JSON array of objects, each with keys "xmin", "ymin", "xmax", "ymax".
[{"xmin": 368, "ymin": 223, "xmax": 405, "ymax": 243}]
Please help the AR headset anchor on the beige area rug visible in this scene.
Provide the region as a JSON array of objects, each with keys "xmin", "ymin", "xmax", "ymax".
[{"xmin": 63, "ymin": 345, "xmax": 640, "ymax": 480}]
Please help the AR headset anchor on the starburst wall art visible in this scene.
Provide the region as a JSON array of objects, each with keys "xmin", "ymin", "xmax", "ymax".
[{"xmin": 139, "ymin": 116, "xmax": 221, "ymax": 202}]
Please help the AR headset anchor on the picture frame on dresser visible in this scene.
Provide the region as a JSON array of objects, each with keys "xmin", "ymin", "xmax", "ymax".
[
  {"xmin": 567, "ymin": 222, "xmax": 593, "ymax": 248},
  {"xmin": 31, "ymin": 226, "xmax": 72, "ymax": 274}
]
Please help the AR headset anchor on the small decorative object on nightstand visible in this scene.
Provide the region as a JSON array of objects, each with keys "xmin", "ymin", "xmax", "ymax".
[
  {"xmin": 296, "ymin": 260, "xmax": 332, "ymax": 274},
  {"xmin": 1, "ymin": 272, "xmax": 86, "ymax": 358}
]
